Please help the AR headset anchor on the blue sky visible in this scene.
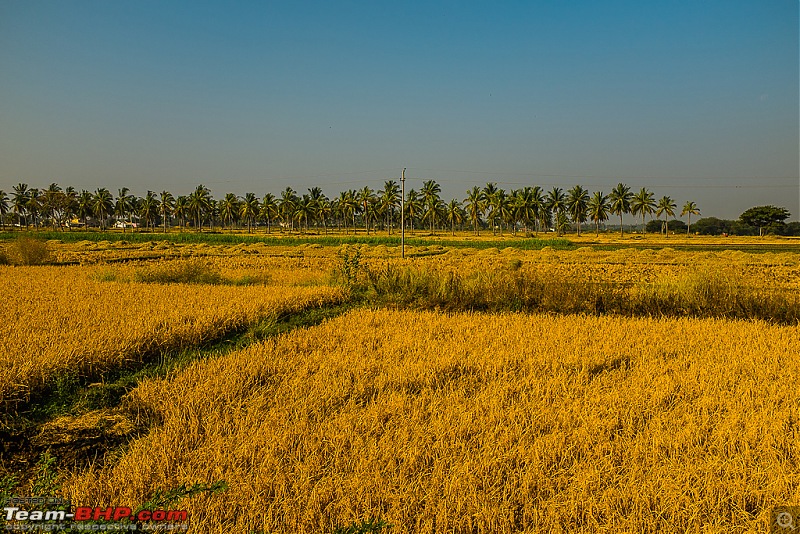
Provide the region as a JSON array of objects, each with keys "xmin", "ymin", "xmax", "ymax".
[{"xmin": 0, "ymin": 0, "xmax": 797, "ymax": 220}]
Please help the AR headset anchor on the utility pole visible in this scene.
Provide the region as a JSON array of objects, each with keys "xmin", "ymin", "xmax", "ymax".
[{"xmin": 401, "ymin": 167, "xmax": 406, "ymax": 259}]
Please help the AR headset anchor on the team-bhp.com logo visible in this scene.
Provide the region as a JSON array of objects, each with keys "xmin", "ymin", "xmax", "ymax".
[{"xmin": 3, "ymin": 498, "xmax": 189, "ymax": 531}]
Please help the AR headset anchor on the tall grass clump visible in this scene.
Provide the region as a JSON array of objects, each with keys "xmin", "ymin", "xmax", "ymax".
[
  {"xmin": 7, "ymin": 236, "xmax": 51, "ymax": 265},
  {"xmin": 339, "ymin": 258, "xmax": 800, "ymax": 323},
  {"xmin": 134, "ymin": 260, "xmax": 223, "ymax": 285}
]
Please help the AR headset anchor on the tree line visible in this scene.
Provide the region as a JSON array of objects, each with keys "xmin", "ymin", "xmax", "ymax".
[{"xmin": 0, "ymin": 180, "xmax": 709, "ymax": 237}]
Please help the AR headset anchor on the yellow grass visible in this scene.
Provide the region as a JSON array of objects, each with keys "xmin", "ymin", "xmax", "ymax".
[
  {"xmin": 64, "ymin": 309, "xmax": 800, "ymax": 533},
  {"xmin": 0, "ymin": 264, "xmax": 344, "ymax": 406}
]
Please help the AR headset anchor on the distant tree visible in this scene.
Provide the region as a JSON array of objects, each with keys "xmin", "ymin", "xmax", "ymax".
[
  {"xmin": 546, "ymin": 187, "xmax": 566, "ymax": 236},
  {"xmin": 174, "ymin": 195, "xmax": 189, "ymax": 230},
  {"xmin": 260, "ymin": 193, "xmax": 277, "ymax": 233},
  {"xmin": 0, "ymin": 190, "xmax": 7, "ymax": 229},
  {"xmin": 492, "ymin": 189, "xmax": 512, "ymax": 235},
  {"xmin": 160, "ymin": 191, "xmax": 175, "ymax": 233},
  {"xmin": 421, "ymin": 180, "xmax": 442, "ymax": 234},
  {"xmin": 608, "ymin": 183, "xmax": 632, "ymax": 236},
  {"xmin": 381, "ymin": 180, "xmax": 400, "ymax": 234},
  {"xmin": 739, "ymin": 205, "xmax": 790, "ymax": 236},
  {"xmin": 646, "ymin": 219, "xmax": 687, "ymax": 234},
  {"xmin": 587, "ymin": 191, "xmax": 610, "ymax": 236},
  {"xmin": 12, "ymin": 183, "xmax": 29, "ymax": 228},
  {"xmin": 566, "ymin": 185, "xmax": 590, "ymax": 236},
  {"xmin": 43, "ymin": 183, "xmax": 69, "ymax": 230},
  {"xmin": 139, "ymin": 191, "xmax": 159, "ymax": 231},
  {"xmin": 317, "ymin": 197, "xmax": 332, "ymax": 234},
  {"xmin": 631, "ymin": 188, "xmax": 656, "ymax": 234},
  {"xmin": 294, "ymin": 194, "xmax": 314, "ymax": 233},
  {"xmin": 240, "ymin": 192, "xmax": 259, "ymax": 233},
  {"xmin": 355, "ymin": 186, "xmax": 374, "ymax": 234},
  {"xmin": 446, "ymin": 199, "xmax": 464, "ymax": 236},
  {"xmin": 464, "ymin": 186, "xmax": 485, "ymax": 235},
  {"xmin": 219, "ymin": 193, "xmax": 240, "ymax": 231},
  {"xmin": 26, "ymin": 188, "xmax": 42, "ymax": 228},
  {"xmin": 93, "ymin": 188, "xmax": 114, "ymax": 230},
  {"xmin": 655, "ymin": 196, "xmax": 677, "ymax": 237},
  {"xmin": 278, "ymin": 187, "xmax": 298, "ymax": 232},
  {"xmin": 115, "ymin": 188, "xmax": 133, "ymax": 233},
  {"xmin": 784, "ymin": 221, "xmax": 800, "ymax": 236},
  {"xmin": 77, "ymin": 190, "xmax": 93, "ymax": 227},
  {"xmin": 681, "ymin": 201, "xmax": 701, "ymax": 235},
  {"xmin": 483, "ymin": 182, "xmax": 499, "ymax": 235},
  {"xmin": 515, "ymin": 187, "xmax": 538, "ymax": 235},
  {"xmin": 405, "ymin": 189, "xmax": 421, "ymax": 234}
]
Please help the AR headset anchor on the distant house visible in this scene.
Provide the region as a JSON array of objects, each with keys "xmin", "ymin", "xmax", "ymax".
[{"xmin": 113, "ymin": 221, "xmax": 138, "ymax": 229}]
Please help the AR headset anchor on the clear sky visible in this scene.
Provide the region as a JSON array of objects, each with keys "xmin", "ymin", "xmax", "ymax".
[{"xmin": 1, "ymin": 0, "xmax": 797, "ymax": 220}]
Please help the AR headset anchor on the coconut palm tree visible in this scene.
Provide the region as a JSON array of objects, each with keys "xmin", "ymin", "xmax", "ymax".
[
  {"xmin": 334, "ymin": 191, "xmax": 349, "ymax": 234},
  {"xmin": 317, "ymin": 197, "xmax": 332, "ymax": 234},
  {"xmin": 483, "ymin": 182, "xmax": 500, "ymax": 235},
  {"xmin": 160, "ymin": 191, "xmax": 175, "ymax": 233},
  {"xmin": 681, "ymin": 201, "xmax": 700, "ymax": 236},
  {"xmin": 307, "ymin": 187, "xmax": 325, "ymax": 231},
  {"xmin": 546, "ymin": 187, "xmax": 566, "ymax": 235},
  {"xmin": 26, "ymin": 188, "xmax": 42, "ymax": 228},
  {"xmin": 278, "ymin": 187, "xmax": 297, "ymax": 232},
  {"xmin": 0, "ymin": 190, "xmax": 7, "ymax": 229},
  {"xmin": 587, "ymin": 191, "xmax": 610, "ymax": 236},
  {"xmin": 341, "ymin": 190, "xmax": 358, "ymax": 234},
  {"xmin": 405, "ymin": 189, "xmax": 421, "ymax": 234},
  {"xmin": 12, "ymin": 183, "xmax": 30, "ymax": 228},
  {"xmin": 138, "ymin": 191, "xmax": 159, "ymax": 231},
  {"xmin": 76, "ymin": 190, "xmax": 93, "ymax": 228},
  {"xmin": 290, "ymin": 194, "xmax": 310, "ymax": 233},
  {"xmin": 464, "ymin": 186, "xmax": 485, "ymax": 235},
  {"xmin": 420, "ymin": 180, "xmax": 441, "ymax": 234},
  {"xmin": 115, "ymin": 188, "xmax": 133, "ymax": 233},
  {"xmin": 514, "ymin": 187, "xmax": 537, "ymax": 235},
  {"xmin": 93, "ymin": 188, "xmax": 114, "ymax": 230},
  {"xmin": 237, "ymin": 192, "xmax": 258, "ymax": 233},
  {"xmin": 445, "ymin": 199, "xmax": 464, "ymax": 236},
  {"xmin": 259, "ymin": 193, "xmax": 277, "ymax": 233},
  {"xmin": 219, "ymin": 193, "xmax": 239, "ymax": 231},
  {"xmin": 187, "ymin": 185, "xmax": 213, "ymax": 231},
  {"xmin": 655, "ymin": 195, "xmax": 677, "ymax": 237},
  {"xmin": 631, "ymin": 187, "xmax": 656, "ymax": 234},
  {"xmin": 567, "ymin": 185, "xmax": 590, "ymax": 236},
  {"xmin": 608, "ymin": 183, "xmax": 633, "ymax": 236},
  {"xmin": 174, "ymin": 196, "xmax": 189, "ymax": 230},
  {"xmin": 507, "ymin": 189, "xmax": 522, "ymax": 235},
  {"xmin": 356, "ymin": 186, "xmax": 374, "ymax": 234},
  {"xmin": 42, "ymin": 183, "xmax": 67, "ymax": 230},
  {"xmin": 63, "ymin": 187, "xmax": 78, "ymax": 230},
  {"xmin": 381, "ymin": 180, "xmax": 400, "ymax": 234},
  {"xmin": 487, "ymin": 187, "xmax": 510, "ymax": 236}
]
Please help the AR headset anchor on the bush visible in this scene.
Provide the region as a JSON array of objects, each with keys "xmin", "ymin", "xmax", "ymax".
[
  {"xmin": 9, "ymin": 236, "xmax": 51, "ymax": 265},
  {"xmin": 134, "ymin": 260, "xmax": 223, "ymax": 285}
]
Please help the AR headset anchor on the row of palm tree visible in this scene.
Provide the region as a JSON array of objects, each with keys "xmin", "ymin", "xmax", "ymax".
[{"xmin": 0, "ymin": 181, "xmax": 701, "ymax": 236}]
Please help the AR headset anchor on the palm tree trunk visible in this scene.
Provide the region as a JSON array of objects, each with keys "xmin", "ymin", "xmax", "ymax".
[{"xmin": 620, "ymin": 214, "xmax": 624, "ymax": 236}]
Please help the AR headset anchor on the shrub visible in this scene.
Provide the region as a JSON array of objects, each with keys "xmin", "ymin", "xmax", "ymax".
[
  {"xmin": 9, "ymin": 236, "xmax": 51, "ymax": 265},
  {"xmin": 134, "ymin": 260, "xmax": 223, "ymax": 285}
]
